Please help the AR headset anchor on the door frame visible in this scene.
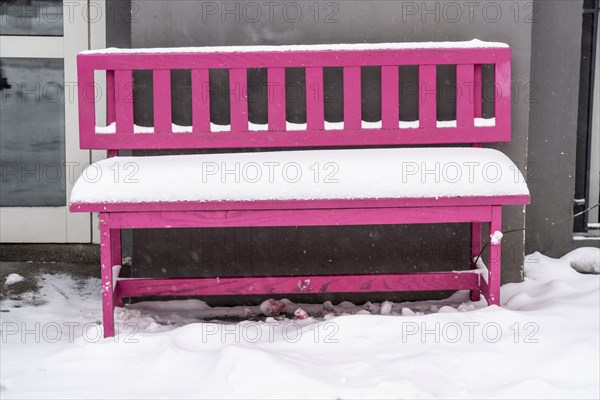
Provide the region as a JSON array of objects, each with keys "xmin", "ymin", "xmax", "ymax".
[{"xmin": 0, "ymin": 0, "xmax": 106, "ymax": 243}]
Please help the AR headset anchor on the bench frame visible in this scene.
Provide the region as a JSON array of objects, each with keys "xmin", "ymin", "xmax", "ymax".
[{"xmin": 72, "ymin": 43, "xmax": 529, "ymax": 337}]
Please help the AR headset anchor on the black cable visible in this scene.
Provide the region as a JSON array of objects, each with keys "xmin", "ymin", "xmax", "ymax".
[{"xmin": 473, "ymin": 203, "xmax": 600, "ymax": 265}]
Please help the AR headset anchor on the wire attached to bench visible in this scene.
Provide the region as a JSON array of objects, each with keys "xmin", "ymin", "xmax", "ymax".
[{"xmin": 473, "ymin": 203, "xmax": 600, "ymax": 266}]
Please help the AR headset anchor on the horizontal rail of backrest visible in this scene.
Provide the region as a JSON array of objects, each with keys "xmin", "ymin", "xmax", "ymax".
[{"xmin": 77, "ymin": 46, "xmax": 511, "ymax": 150}]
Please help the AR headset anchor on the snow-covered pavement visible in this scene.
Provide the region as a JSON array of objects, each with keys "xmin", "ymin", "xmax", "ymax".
[{"xmin": 1, "ymin": 249, "xmax": 598, "ymax": 399}]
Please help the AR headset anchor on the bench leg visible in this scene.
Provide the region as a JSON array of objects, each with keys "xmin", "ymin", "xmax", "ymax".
[
  {"xmin": 469, "ymin": 222, "xmax": 482, "ymax": 301},
  {"xmin": 99, "ymin": 213, "xmax": 116, "ymax": 338},
  {"xmin": 111, "ymin": 229, "xmax": 123, "ymax": 308},
  {"xmin": 483, "ymin": 206, "xmax": 502, "ymax": 306}
]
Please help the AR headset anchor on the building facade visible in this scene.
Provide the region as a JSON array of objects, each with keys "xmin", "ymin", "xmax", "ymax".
[{"xmin": 1, "ymin": 1, "xmax": 598, "ymax": 298}]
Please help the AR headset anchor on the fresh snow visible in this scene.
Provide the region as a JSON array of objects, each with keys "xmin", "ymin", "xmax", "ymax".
[
  {"xmin": 490, "ymin": 230, "xmax": 504, "ymax": 245},
  {"xmin": 0, "ymin": 249, "xmax": 598, "ymax": 398},
  {"xmin": 70, "ymin": 147, "xmax": 528, "ymax": 204},
  {"xmin": 561, "ymin": 247, "xmax": 600, "ymax": 274},
  {"xmin": 80, "ymin": 39, "xmax": 508, "ymax": 55},
  {"xmin": 380, "ymin": 300, "xmax": 393, "ymax": 315},
  {"xmin": 3, "ymin": 274, "xmax": 24, "ymax": 286},
  {"xmin": 574, "ymin": 234, "xmax": 600, "ymax": 241}
]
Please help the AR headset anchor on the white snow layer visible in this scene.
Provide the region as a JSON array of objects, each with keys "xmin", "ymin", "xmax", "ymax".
[
  {"xmin": 490, "ymin": 230, "xmax": 504, "ymax": 245},
  {"xmin": 81, "ymin": 39, "xmax": 508, "ymax": 55},
  {"xmin": 70, "ymin": 147, "xmax": 528, "ymax": 204},
  {"xmin": 0, "ymin": 249, "xmax": 598, "ymax": 398},
  {"xmin": 561, "ymin": 247, "xmax": 600, "ymax": 274},
  {"xmin": 4, "ymin": 274, "xmax": 24, "ymax": 286}
]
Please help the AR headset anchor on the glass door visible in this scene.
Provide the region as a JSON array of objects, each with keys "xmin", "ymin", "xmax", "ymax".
[{"xmin": 0, "ymin": 0, "xmax": 98, "ymax": 242}]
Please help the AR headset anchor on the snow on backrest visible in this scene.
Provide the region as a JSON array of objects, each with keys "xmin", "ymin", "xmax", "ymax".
[{"xmin": 76, "ymin": 41, "xmax": 511, "ymax": 150}]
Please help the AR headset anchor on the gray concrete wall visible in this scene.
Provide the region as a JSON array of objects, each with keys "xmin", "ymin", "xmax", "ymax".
[
  {"xmin": 527, "ymin": 0, "xmax": 599, "ymax": 256},
  {"xmin": 119, "ymin": 0, "xmax": 534, "ymax": 301},
  {"xmin": 106, "ymin": 0, "xmax": 131, "ymax": 49}
]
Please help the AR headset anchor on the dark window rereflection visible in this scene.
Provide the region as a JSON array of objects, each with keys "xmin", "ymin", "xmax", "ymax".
[
  {"xmin": 0, "ymin": 58, "xmax": 66, "ymax": 206},
  {"xmin": 0, "ymin": 0, "xmax": 63, "ymax": 36}
]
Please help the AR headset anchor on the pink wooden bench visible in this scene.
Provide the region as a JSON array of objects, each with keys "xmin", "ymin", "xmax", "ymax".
[{"xmin": 70, "ymin": 40, "xmax": 530, "ymax": 337}]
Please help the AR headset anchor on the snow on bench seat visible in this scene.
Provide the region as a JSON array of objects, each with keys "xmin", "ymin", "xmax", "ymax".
[{"xmin": 70, "ymin": 147, "xmax": 528, "ymax": 206}]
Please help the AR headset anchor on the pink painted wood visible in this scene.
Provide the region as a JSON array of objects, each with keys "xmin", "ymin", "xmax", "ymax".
[
  {"xmin": 474, "ymin": 64, "xmax": 483, "ymax": 118},
  {"xmin": 229, "ymin": 68, "xmax": 248, "ymax": 131},
  {"xmin": 381, "ymin": 65, "xmax": 399, "ymax": 129},
  {"xmin": 114, "ymin": 69, "xmax": 133, "ymax": 134},
  {"xmin": 79, "ymin": 128, "xmax": 508, "ymax": 150},
  {"xmin": 494, "ymin": 60, "xmax": 512, "ymax": 135},
  {"xmin": 79, "ymin": 48, "xmax": 506, "ymax": 70},
  {"xmin": 456, "ymin": 64, "xmax": 475, "ymax": 127},
  {"xmin": 76, "ymin": 45, "xmax": 512, "ymax": 149},
  {"xmin": 70, "ymin": 195, "xmax": 531, "ymax": 213},
  {"xmin": 116, "ymin": 272, "xmax": 480, "ymax": 298},
  {"xmin": 306, "ymin": 67, "xmax": 324, "ymax": 130},
  {"xmin": 470, "ymin": 222, "xmax": 482, "ymax": 301},
  {"xmin": 419, "ymin": 64, "xmax": 437, "ymax": 128},
  {"xmin": 268, "ymin": 67, "xmax": 286, "ymax": 130},
  {"xmin": 106, "ymin": 70, "xmax": 115, "ymax": 124},
  {"xmin": 73, "ymin": 43, "xmax": 528, "ymax": 337},
  {"xmin": 343, "ymin": 66, "xmax": 361, "ymax": 129},
  {"xmin": 103, "ymin": 206, "xmax": 493, "ymax": 230},
  {"xmin": 99, "ymin": 214, "xmax": 115, "ymax": 338},
  {"xmin": 484, "ymin": 206, "xmax": 503, "ymax": 305},
  {"xmin": 191, "ymin": 68, "xmax": 210, "ymax": 132},
  {"xmin": 77, "ymin": 66, "xmax": 96, "ymax": 141},
  {"xmin": 110, "ymin": 228, "xmax": 123, "ymax": 308},
  {"xmin": 153, "ymin": 70, "xmax": 172, "ymax": 134}
]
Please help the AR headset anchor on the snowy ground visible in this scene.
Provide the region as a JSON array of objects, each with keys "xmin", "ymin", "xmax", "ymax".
[{"xmin": 1, "ymin": 249, "xmax": 598, "ymax": 399}]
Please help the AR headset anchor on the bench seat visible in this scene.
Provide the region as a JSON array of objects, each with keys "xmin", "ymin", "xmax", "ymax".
[{"xmin": 70, "ymin": 147, "xmax": 529, "ymax": 211}]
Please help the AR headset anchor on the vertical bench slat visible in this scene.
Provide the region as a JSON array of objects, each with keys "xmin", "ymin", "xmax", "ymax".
[
  {"xmin": 381, "ymin": 66, "xmax": 399, "ymax": 129},
  {"xmin": 306, "ymin": 67, "xmax": 324, "ymax": 130},
  {"xmin": 153, "ymin": 70, "xmax": 172, "ymax": 134},
  {"xmin": 419, "ymin": 65, "xmax": 436, "ymax": 128},
  {"xmin": 106, "ymin": 71, "xmax": 117, "ymax": 157},
  {"xmin": 114, "ymin": 69, "xmax": 134, "ymax": 134},
  {"xmin": 474, "ymin": 64, "xmax": 483, "ymax": 118},
  {"xmin": 268, "ymin": 67, "xmax": 286, "ymax": 130},
  {"xmin": 192, "ymin": 68, "xmax": 210, "ymax": 132},
  {"xmin": 77, "ymin": 63, "xmax": 96, "ymax": 147},
  {"xmin": 495, "ymin": 58, "xmax": 512, "ymax": 140},
  {"xmin": 343, "ymin": 66, "xmax": 361, "ymax": 129},
  {"xmin": 456, "ymin": 64, "xmax": 475, "ymax": 127},
  {"xmin": 230, "ymin": 68, "xmax": 248, "ymax": 131},
  {"xmin": 106, "ymin": 70, "xmax": 115, "ymax": 125}
]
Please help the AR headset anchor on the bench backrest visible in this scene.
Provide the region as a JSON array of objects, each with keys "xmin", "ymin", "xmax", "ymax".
[{"xmin": 77, "ymin": 40, "xmax": 511, "ymax": 150}]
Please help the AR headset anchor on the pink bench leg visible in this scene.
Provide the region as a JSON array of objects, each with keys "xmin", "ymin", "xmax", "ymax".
[
  {"xmin": 482, "ymin": 206, "xmax": 502, "ymax": 306},
  {"xmin": 111, "ymin": 229, "xmax": 123, "ymax": 308},
  {"xmin": 470, "ymin": 222, "xmax": 482, "ymax": 301},
  {"xmin": 99, "ymin": 213, "xmax": 116, "ymax": 338}
]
